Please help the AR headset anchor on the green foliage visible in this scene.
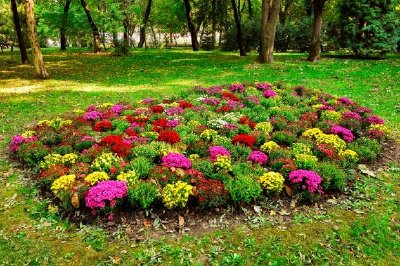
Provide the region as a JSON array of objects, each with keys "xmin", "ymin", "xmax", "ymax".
[
  {"xmin": 128, "ymin": 182, "xmax": 159, "ymax": 209},
  {"xmin": 337, "ymin": 0, "xmax": 400, "ymax": 57},
  {"xmin": 225, "ymin": 175, "xmax": 262, "ymax": 203},
  {"xmin": 275, "ymin": 18, "xmax": 313, "ymax": 52},
  {"xmin": 349, "ymin": 137, "xmax": 381, "ymax": 162},
  {"xmin": 18, "ymin": 142, "xmax": 49, "ymax": 166},
  {"xmin": 128, "ymin": 157, "xmax": 153, "ymax": 178},
  {"xmin": 315, "ymin": 162, "xmax": 347, "ymax": 190}
]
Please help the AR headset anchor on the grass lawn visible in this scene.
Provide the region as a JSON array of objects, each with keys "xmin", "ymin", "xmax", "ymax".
[{"xmin": 0, "ymin": 48, "xmax": 399, "ymax": 265}]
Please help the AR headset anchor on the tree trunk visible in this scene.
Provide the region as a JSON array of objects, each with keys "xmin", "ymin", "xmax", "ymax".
[
  {"xmin": 138, "ymin": 0, "xmax": 152, "ymax": 48},
  {"xmin": 307, "ymin": 0, "xmax": 325, "ymax": 61},
  {"xmin": 279, "ymin": 0, "xmax": 292, "ymax": 25},
  {"xmin": 60, "ymin": 0, "xmax": 71, "ymax": 50},
  {"xmin": 247, "ymin": 0, "xmax": 253, "ymax": 19},
  {"xmin": 80, "ymin": 0, "xmax": 101, "ymax": 53},
  {"xmin": 23, "ymin": 0, "xmax": 49, "ymax": 78},
  {"xmin": 211, "ymin": 0, "xmax": 217, "ymax": 49},
  {"xmin": 11, "ymin": 0, "xmax": 29, "ymax": 64},
  {"xmin": 259, "ymin": 0, "xmax": 281, "ymax": 63},
  {"xmin": 231, "ymin": 0, "xmax": 246, "ymax": 56},
  {"xmin": 183, "ymin": 0, "xmax": 199, "ymax": 51}
]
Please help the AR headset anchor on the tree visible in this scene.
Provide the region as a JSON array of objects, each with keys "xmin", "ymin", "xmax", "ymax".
[
  {"xmin": 80, "ymin": 0, "xmax": 101, "ymax": 52},
  {"xmin": 23, "ymin": 0, "xmax": 49, "ymax": 78},
  {"xmin": 60, "ymin": 0, "xmax": 72, "ymax": 50},
  {"xmin": 138, "ymin": 0, "xmax": 153, "ymax": 48},
  {"xmin": 307, "ymin": 0, "xmax": 327, "ymax": 62},
  {"xmin": 259, "ymin": 0, "xmax": 281, "ymax": 63},
  {"xmin": 231, "ymin": 0, "xmax": 246, "ymax": 56},
  {"xmin": 11, "ymin": 0, "xmax": 29, "ymax": 63},
  {"xmin": 183, "ymin": 0, "xmax": 199, "ymax": 51},
  {"xmin": 338, "ymin": 0, "xmax": 400, "ymax": 58}
]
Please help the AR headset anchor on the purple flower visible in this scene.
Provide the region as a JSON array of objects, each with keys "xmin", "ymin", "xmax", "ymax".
[
  {"xmin": 342, "ymin": 111, "xmax": 361, "ymax": 121},
  {"xmin": 229, "ymin": 84, "xmax": 245, "ymax": 93},
  {"xmin": 166, "ymin": 107, "xmax": 184, "ymax": 116},
  {"xmin": 202, "ymin": 97, "xmax": 221, "ymax": 106},
  {"xmin": 319, "ymin": 105, "xmax": 335, "ymax": 111},
  {"xmin": 85, "ymin": 180, "xmax": 128, "ymax": 210},
  {"xmin": 256, "ymin": 82, "xmax": 272, "ymax": 91},
  {"xmin": 83, "ymin": 111, "xmax": 102, "ymax": 121},
  {"xmin": 338, "ymin": 97, "xmax": 354, "ymax": 105},
  {"xmin": 365, "ymin": 115, "xmax": 384, "ymax": 125},
  {"xmin": 166, "ymin": 119, "xmax": 180, "ymax": 128},
  {"xmin": 331, "ymin": 125, "xmax": 355, "ymax": 142},
  {"xmin": 209, "ymin": 146, "xmax": 231, "ymax": 162},
  {"xmin": 9, "ymin": 135, "xmax": 38, "ymax": 152},
  {"xmin": 162, "ymin": 153, "xmax": 192, "ymax": 169},
  {"xmin": 142, "ymin": 98, "xmax": 155, "ymax": 105},
  {"xmin": 110, "ymin": 104, "xmax": 124, "ymax": 115},
  {"xmin": 224, "ymin": 123, "xmax": 238, "ymax": 131},
  {"xmin": 247, "ymin": 151, "xmax": 268, "ymax": 165},
  {"xmin": 289, "ymin": 170, "xmax": 323, "ymax": 194},
  {"xmin": 245, "ymin": 95, "xmax": 260, "ymax": 105},
  {"xmin": 355, "ymin": 107, "xmax": 372, "ymax": 114},
  {"xmin": 196, "ymin": 85, "xmax": 223, "ymax": 95},
  {"xmin": 226, "ymin": 100, "xmax": 244, "ymax": 110},
  {"xmin": 86, "ymin": 105, "xmax": 97, "ymax": 112},
  {"xmin": 81, "ymin": 136, "xmax": 96, "ymax": 142},
  {"xmin": 262, "ymin": 90, "xmax": 277, "ymax": 98}
]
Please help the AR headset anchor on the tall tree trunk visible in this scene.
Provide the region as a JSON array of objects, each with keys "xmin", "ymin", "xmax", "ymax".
[
  {"xmin": 247, "ymin": 0, "xmax": 253, "ymax": 19},
  {"xmin": 23, "ymin": 0, "xmax": 49, "ymax": 78},
  {"xmin": 259, "ymin": 0, "xmax": 281, "ymax": 63},
  {"xmin": 211, "ymin": 0, "xmax": 217, "ymax": 48},
  {"xmin": 307, "ymin": 0, "xmax": 326, "ymax": 61},
  {"xmin": 60, "ymin": 0, "xmax": 71, "ymax": 50},
  {"xmin": 80, "ymin": 0, "xmax": 101, "ymax": 53},
  {"xmin": 183, "ymin": 0, "xmax": 199, "ymax": 51},
  {"xmin": 138, "ymin": 0, "xmax": 152, "ymax": 48},
  {"xmin": 279, "ymin": 0, "xmax": 292, "ymax": 25},
  {"xmin": 11, "ymin": 0, "xmax": 29, "ymax": 64},
  {"xmin": 231, "ymin": 0, "xmax": 246, "ymax": 56}
]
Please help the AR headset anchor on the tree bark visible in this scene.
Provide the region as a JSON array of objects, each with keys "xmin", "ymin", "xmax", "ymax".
[
  {"xmin": 60, "ymin": 0, "xmax": 72, "ymax": 50},
  {"xmin": 80, "ymin": 0, "xmax": 101, "ymax": 53},
  {"xmin": 259, "ymin": 0, "xmax": 281, "ymax": 63},
  {"xmin": 23, "ymin": 0, "xmax": 49, "ymax": 78},
  {"xmin": 279, "ymin": 0, "xmax": 292, "ymax": 25},
  {"xmin": 138, "ymin": 0, "xmax": 152, "ymax": 48},
  {"xmin": 307, "ymin": 0, "xmax": 326, "ymax": 61},
  {"xmin": 11, "ymin": 0, "xmax": 29, "ymax": 64},
  {"xmin": 183, "ymin": 0, "xmax": 199, "ymax": 51},
  {"xmin": 231, "ymin": 0, "xmax": 246, "ymax": 56},
  {"xmin": 247, "ymin": 0, "xmax": 253, "ymax": 19},
  {"xmin": 211, "ymin": 0, "xmax": 217, "ymax": 49}
]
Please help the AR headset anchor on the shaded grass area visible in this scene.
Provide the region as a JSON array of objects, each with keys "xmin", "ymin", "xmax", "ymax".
[{"xmin": 0, "ymin": 49, "xmax": 399, "ymax": 265}]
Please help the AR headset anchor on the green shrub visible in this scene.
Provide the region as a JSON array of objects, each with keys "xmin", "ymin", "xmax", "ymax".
[
  {"xmin": 271, "ymin": 131, "xmax": 296, "ymax": 145},
  {"xmin": 53, "ymin": 145, "xmax": 73, "ymax": 155},
  {"xmin": 128, "ymin": 182, "xmax": 159, "ymax": 209},
  {"xmin": 18, "ymin": 142, "xmax": 49, "ymax": 166},
  {"xmin": 225, "ymin": 176, "xmax": 262, "ymax": 203},
  {"xmin": 128, "ymin": 157, "xmax": 153, "ymax": 178},
  {"xmin": 348, "ymin": 137, "xmax": 381, "ymax": 162},
  {"xmin": 315, "ymin": 162, "xmax": 347, "ymax": 191}
]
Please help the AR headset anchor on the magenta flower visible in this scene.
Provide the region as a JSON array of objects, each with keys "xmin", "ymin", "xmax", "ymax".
[
  {"xmin": 342, "ymin": 111, "xmax": 361, "ymax": 121},
  {"xmin": 262, "ymin": 90, "xmax": 277, "ymax": 98},
  {"xmin": 86, "ymin": 105, "xmax": 97, "ymax": 112},
  {"xmin": 166, "ymin": 119, "xmax": 180, "ymax": 128},
  {"xmin": 224, "ymin": 123, "xmax": 238, "ymax": 131},
  {"xmin": 85, "ymin": 180, "xmax": 128, "ymax": 210},
  {"xmin": 162, "ymin": 153, "xmax": 192, "ymax": 169},
  {"xmin": 142, "ymin": 98, "xmax": 155, "ymax": 105},
  {"xmin": 83, "ymin": 111, "xmax": 102, "ymax": 121},
  {"xmin": 202, "ymin": 97, "xmax": 221, "ymax": 106},
  {"xmin": 256, "ymin": 82, "xmax": 272, "ymax": 91},
  {"xmin": 245, "ymin": 95, "xmax": 260, "ymax": 105},
  {"xmin": 81, "ymin": 136, "xmax": 96, "ymax": 142},
  {"xmin": 247, "ymin": 151, "xmax": 268, "ymax": 165},
  {"xmin": 110, "ymin": 104, "xmax": 124, "ymax": 115},
  {"xmin": 365, "ymin": 115, "xmax": 384, "ymax": 125},
  {"xmin": 319, "ymin": 105, "xmax": 335, "ymax": 111},
  {"xmin": 166, "ymin": 107, "xmax": 184, "ymax": 116},
  {"xmin": 229, "ymin": 84, "xmax": 245, "ymax": 93},
  {"xmin": 227, "ymin": 100, "xmax": 244, "ymax": 110},
  {"xmin": 331, "ymin": 125, "xmax": 355, "ymax": 142},
  {"xmin": 289, "ymin": 169, "xmax": 323, "ymax": 194},
  {"xmin": 355, "ymin": 107, "xmax": 372, "ymax": 114},
  {"xmin": 9, "ymin": 135, "xmax": 37, "ymax": 152},
  {"xmin": 209, "ymin": 146, "xmax": 231, "ymax": 162},
  {"xmin": 338, "ymin": 97, "xmax": 354, "ymax": 105}
]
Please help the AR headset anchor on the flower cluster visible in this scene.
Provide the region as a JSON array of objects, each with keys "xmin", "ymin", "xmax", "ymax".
[
  {"xmin": 209, "ymin": 146, "xmax": 231, "ymax": 162},
  {"xmin": 260, "ymin": 141, "xmax": 280, "ymax": 153},
  {"xmin": 262, "ymin": 89, "xmax": 277, "ymax": 98},
  {"xmin": 247, "ymin": 151, "xmax": 268, "ymax": 165},
  {"xmin": 232, "ymin": 134, "xmax": 256, "ymax": 147},
  {"xmin": 84, "ymin": 171, "xmax": 110, "ymax": 185},
  {"xmin": 288, "ymin": 170, "xmax": 323, "ymax": 194},
  {"xmin": 255, "ymin": 122, "xmax": 273, "ymax": 134},
  {"xmin": 51, "ymin": 174, "xmax": 76, "ymax": 197},
  {"xmin": 85, "ymin": 180, "xmax": 127, "ymax": 209},
  {"xmin": 331, "ymin": 125, "xmax": 354, "ymax": 142},
  {"xmin": 259, "ymin": 172, "xmax": 284, "ymax": 193},
  {"xmin": 162, "ymin": 181, "xmax": 194, "ymax": 209},
  {"xmin": 162, "ymin": 153, "xmax": 192, "ymax": 169},
  {"xmin": 213, "ymin": 155, "xmax": 233, "ymax": 171},
  {"xmin": 229, "ymin": 83, "xmax": 245, "ymax": 93},
  {"xmin": 91, "ymin": 153, "xmax": 122, "ymax": 172},
  {"xmin": 40, "ymin": 153, "xmax": 78, "ymax": 169},
  {"xmin": 157, "ymin": 130, "xmax": 180, "ymax": 144},
  {"xmin": 116, "ymin": 170, "xmax": 138, "ymax": 186}
]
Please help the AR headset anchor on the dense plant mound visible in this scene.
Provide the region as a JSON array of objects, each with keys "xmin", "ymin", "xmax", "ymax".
[{"xmin": 9, "ymin": 83, "xmax": 389, "ymax": 218}]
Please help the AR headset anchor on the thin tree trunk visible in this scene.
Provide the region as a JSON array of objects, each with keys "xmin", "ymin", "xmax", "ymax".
[
  {"xmin": 247, "ymin": 0, "xmax": 253, "ymax": 19},
  {"xmin": 23, "ymin": 0, "xmax": 49, "ymax": 78},
  {"xmin": 11, "ymin": 0, "xmax": 29, "ymax": 64},
  {"xmin": 307, "ymin": 0, "xmax": 326, "ymax": 61},
  {"xmin": 60, "ymin": 0, "xmax": 71, "ymax": 50},
  {"xmin": 231, "ymin": 0, "xmax": 246, "ymax": 56},
  {"xmin": 80, "ymin": 0, "xmax": 101, "ymax": 53},
  {"xmin": 138, "ymin": 0, "xmax": 152, "ymax": 48},
  {"xmin": 259, "ymin": 0, "xmax": 281, "ymax": 63},
  {"xmin": 183, "ymin": 0, "xmax": 199, "ymax": 51},
  {"xmin": 211, "ymin": 0, "xmax": 217, "ymax": 49},
  {"xmin": 279, "ymin": 0, "xmax": 292, "ymax": 25}
]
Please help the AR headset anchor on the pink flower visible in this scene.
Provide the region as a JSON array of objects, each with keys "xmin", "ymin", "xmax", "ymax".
[
  {"xmin": 247, "ymin": 151, "xmax": 268, "ymax": 165},
  {"xmin": 9, "ymin": 135, "xmax": 37, "ymax": 152},
  {"xmin": 209, "ymin": 146, "xmax": 231, "ymax": 162},
  {"xmin": 365, "ymin": 115, "xmax": 384, "ymax": 125},
  {"xmin": 229, "ymin": 84, "xmax": 245, "ymax": 93},
  {"xmin": 85, "ymin": 180, "xmax": 128, "ymax": 210},
  {"xmin": 342, "ymin": 111, "xmax": 361, "ymax": 121},
  {"xmin": 338, "ymin": 97, "xmax": 354, "ymax": 105},
  {"xmin": 262, "ymin": 90, "xmax": 277, "ymax": 98},
  {"xmin": 166, "ymin": 107, "xmax": 184, "ymax": 116},
  {"xmin": 289, "ymin": 170, "xmax": 323, "ymax": 194},
  {"xmin": 331, "ymin": 125, "xmax": 355, "ymax": 142},
  {"xmin": 162, "ymin": 153, "xmax": 192, "ymax": 169},
  {"xmin": 256, "ymin": 82, "xmax": 272, "ymax": 91}
]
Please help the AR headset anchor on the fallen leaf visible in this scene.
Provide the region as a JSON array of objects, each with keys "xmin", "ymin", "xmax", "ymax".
[
  {"xmin": 178, "ymin": 216, "xmax": 185, "ymax": 227},
  {"xmin": 358, "ymin": 164, "xmax": 376, "ymax": 177},
  {"xmin": 71, "ymin": 193, "xmax": 80, "ymax": 208},
  {"xmin": 143, "ymin": 220, "xmax": 152, "ymax": 228},
  {"xmin": 284, "ymin": 184, "xmax": 293, "ymax": 196},
  {"xmin": 253, "ymin": 205, "xmax": 261, "ymax": 214}
]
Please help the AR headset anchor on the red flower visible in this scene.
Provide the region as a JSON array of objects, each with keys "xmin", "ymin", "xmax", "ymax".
[
  {"xmin": 231, "ymin": 134, "xmax": 256, "ymax": 147},
  {"xmin": 239, "ymin": 116, "xmax": 256, "ymax": 129},
  {"xmin": 125, "ymin": 128, "xmax": 138, "ymax": 137},
  {"xmin": 126, "ymin": 115, "xmax": 149, "ymax": 124},
  {"xmin": 100, "ymin": 135, "xmax": 132, "ymax": 157},
  {"xmin": 152, "ymin": 118, "xmax": 168, "ymax": 132},
  {"xmin": 157, "ymin": 130, "xmax": 180, "ymax": 144},
  {"xmin": 150, "ymin": 105, "xmax": 164, "ymax": 114},
  {"xmin": 222, "ymin": 92, "xmax": 240, "ymax": 101},
  {"xmin": 216, "ymin": 105, "xmax": 232, "ymax": 113},
  {"xmin": 93, "ymin": 120, "xmax": 113, "ymax": 132},
  {"xmin": 195, "ymin": 177, "xmax": 227, "ymax": 205},
  {"xmin": 179, "ymin": 100, "xmax": 194, "ymax": 109}
]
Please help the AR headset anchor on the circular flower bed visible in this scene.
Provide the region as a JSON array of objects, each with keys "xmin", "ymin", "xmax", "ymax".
[{"xmin": 9, "ymin": 82, "xmax": 389, "ymax": 217}]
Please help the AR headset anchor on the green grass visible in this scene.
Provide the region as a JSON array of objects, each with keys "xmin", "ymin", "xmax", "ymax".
[{"xmin": 0, "ymin": 48, "xmax": 399, "ymax": 265}]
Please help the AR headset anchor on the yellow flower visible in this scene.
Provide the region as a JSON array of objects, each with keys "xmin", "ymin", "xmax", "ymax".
[
  {"xmin": 320, "ymin": 110, "xmax": 341, "ymax": 122},
  {"xmin": 259, "ymin": 172, "xmax": 284, "ymax": 193},
  {"xmin": 339, "ymin": 149, "xmax": 359, "ymax": 163},
  {"xmin": 213, "ymin": 155, "xmax": 233, "ymax": 171},
  {"xmin": 255, "ymin": 122, "xmax": 273, "ymax": 134},
  {"xmin": 21, "ymin": 131, "xmax": 36, "ymax": 138},
  {"xmin": 100, "ymin": 103, "xmax": 113, "ymax": 108},
  {"xmin": 303, "ymin": 128, "xmax": 346, "ymax": 151},
  {"xmin": 369, "ymin": 124, "xmax": 390, "ymax": 135},
  {"xmin": 162, "ymin": 181, "xmax": 193, "ymax": 209},
  {"xmin": 200, "ymin": 129, "xmax": 218, "ymax": 141},
  {"xmin": 260, "ymin": 141, "xmax": 280, "ymax": 153},
  {"xmin": 117, "ymin": 170, "xmax": 138, "ymax": 186},
  {"xmin": 84, "ymin": 171, "xmax": 110, "ymax": 185},
  {"xmin": 51, "ymin": 174, "xmax": 76, "ymax": 197},
  {"xmin": 189, "ymin": 154, "xmax": 200, "ymax": 160}
]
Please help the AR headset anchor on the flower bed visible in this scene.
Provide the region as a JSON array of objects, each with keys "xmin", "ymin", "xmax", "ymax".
[{"xmin": 9, "ymin": 82, "xmax": 389, "ymax": 218}]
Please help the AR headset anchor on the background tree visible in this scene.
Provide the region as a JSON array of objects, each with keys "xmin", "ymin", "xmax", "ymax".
[
  {"xmin": 138, "ymin": 0, "xmax": 152, "ymax": 48},
  {"xmin": 23, "ymin": 0, "xmax": 49, "ymax": 78},
  {"xmin": 183, "ymin": 0, "xmax": 199, "ymax": 51},
  {"xmin": 307, "ymin": 0, "xmax": 328, "ymax": 61},
  {"xmin": 259, "ymin": 0, "xmax": 281, "ymax": 63},
  {"xmin": 80, "ymin": 0, "xmax": 101, "ymax": 52},
  {"xmin": 231, "ymin": 0, "xmax": 246, "ymax": 56},
  {"xmin": 60, "ymin": 0, "xmax": 71, "ymax": 50},
  {"xmin": 11, "ymin": 0, "xmax": 29, "ymax": 63}
]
